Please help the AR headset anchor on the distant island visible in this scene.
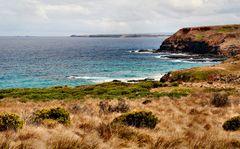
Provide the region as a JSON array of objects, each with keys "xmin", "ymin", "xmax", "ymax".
[{"xmin": 70, "ymin": 33, "xmax": 171, "ymax": 38}]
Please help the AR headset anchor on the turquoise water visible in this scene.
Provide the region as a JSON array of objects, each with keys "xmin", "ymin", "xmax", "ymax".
[{"xmin": 0, "ymin": 36, "xmax": 217, "ymax": 88}]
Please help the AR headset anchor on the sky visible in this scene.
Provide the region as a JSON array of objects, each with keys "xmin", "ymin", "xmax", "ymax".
[{"xmin": 0, "ymin": 0, "xmax": 240, "ymax": 36}]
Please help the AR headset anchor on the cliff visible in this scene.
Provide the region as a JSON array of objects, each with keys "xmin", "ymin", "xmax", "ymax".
[{"xmin": 158, "ymin": 24, "xmax": 240, "ymax": 57}]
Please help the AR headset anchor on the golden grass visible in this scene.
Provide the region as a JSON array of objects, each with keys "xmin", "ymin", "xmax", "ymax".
[{"xmin": 0, "ymin": 88, "xmax": 240, "ymax": 149}]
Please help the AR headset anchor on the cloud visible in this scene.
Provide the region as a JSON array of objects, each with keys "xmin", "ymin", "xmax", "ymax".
[{"xmin": 0, "ymin": 0, "xmax": 239, "ymax": 35}]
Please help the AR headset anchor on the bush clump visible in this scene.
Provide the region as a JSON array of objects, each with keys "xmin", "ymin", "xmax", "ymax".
[
  {"xmin": 0, "ymin": 113, "xmax": 24, "ymax": 131},
  {"xmin": 99, "ymin": 100, "xmax": 130, "ymax": 113},
  {"xmin": 112, "ymin": 111, "xmax": 158, "ymax": 129},
  {"xmin": 211, "ymin": 93, "xmax": 229, "ymax": 107},
  {"xmin": 223, "ymin": 116, "xmax": 240, "ymax": 131},
  {"xmin": 32, "ymin": 107, "xmax": 70, "ymax": 124}
]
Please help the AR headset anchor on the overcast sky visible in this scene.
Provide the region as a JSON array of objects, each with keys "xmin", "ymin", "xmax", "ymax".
[{"xmin": 0, "ymin": 0, "xmax": 240, "ymax": 36}]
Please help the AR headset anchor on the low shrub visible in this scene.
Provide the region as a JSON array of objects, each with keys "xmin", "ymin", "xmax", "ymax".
[
  {"xmin": 0, "ymin": 113, "xmax": 24, "ymax": 131},
  {"xmin": 211, "ymin": 93, "xmax": 229, "ymax": 107},
  {"xmin": 111, "ymin": 111, "xmax": 158, "ymax": 129},
  {"xmin": 99, "ymin": 100, "xmax": 130, "ymax": 113},
  {"xmin": 0, "ymin": 95, "xmax": 4, "ymax": 99},
  {"xmin": 223, "ymin": 116, "xmax": 240, "ymax": 131},
  {"xmin": 32, "ymin": 107, "xmax": 70, "ymax": 124}
]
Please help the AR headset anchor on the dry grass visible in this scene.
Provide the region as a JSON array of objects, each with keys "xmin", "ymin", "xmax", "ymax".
[{"xmin": 0, "ymin": 86, "xmax": 240, "ymax": 149}]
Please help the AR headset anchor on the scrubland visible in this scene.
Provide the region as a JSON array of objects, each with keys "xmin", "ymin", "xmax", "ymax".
[
  {"xmin": 0, "ymin": 56, "xmax": 240, "ymax": 149},
  {"xmin": 0, "ymin": 81, "xmax": 240, "ymax": 149}
]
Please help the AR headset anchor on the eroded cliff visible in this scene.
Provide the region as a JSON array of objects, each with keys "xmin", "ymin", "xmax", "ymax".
[{"xmin": 158, "ymin": 24, "xmax": 240, "ymax": 57}]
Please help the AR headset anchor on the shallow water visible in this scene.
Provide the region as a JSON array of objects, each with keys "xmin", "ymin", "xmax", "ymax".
[{"xmin": 0, "ymin": 36, "xmax": 217, "ymax": 88}]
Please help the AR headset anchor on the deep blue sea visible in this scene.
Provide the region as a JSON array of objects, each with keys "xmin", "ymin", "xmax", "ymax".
[{"xmin": 0, "ymin": 36, "xmax": 217, "ymax": 88}]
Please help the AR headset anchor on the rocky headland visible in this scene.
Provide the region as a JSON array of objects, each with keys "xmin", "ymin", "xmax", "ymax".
[
  {"xmin": 157, "ymin": 24, "xmax": 240, "ymax": 57},
  {"xmin": 159, "ymin": 24, "xmax": 240, "ymax": 84}
]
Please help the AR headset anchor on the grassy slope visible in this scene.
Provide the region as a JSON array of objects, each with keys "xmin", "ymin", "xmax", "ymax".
[
  {"xmin": 0, "ymin": 85, "xmax": 240, "ymax": 148},
  {"xmin": 162, "ymin": 55, "xmax": 240, "ymax": 83}
]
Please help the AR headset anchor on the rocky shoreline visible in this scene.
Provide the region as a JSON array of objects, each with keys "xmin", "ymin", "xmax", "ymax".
[{"xmin": 131, "ymin": 48, "xmax": 226, "ymax": 62}]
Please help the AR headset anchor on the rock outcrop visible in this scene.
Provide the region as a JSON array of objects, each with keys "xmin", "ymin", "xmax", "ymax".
[{"xmin": 157, "ymin": 24, "xmax": 240, "ymax": 57}]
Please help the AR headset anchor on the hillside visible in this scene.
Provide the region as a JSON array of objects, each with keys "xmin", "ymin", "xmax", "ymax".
[
  {"xmin": 160, "ymin": 54, "xmax": 240, "ymax": 83},
  {"xmin": 157, "ymin": 24, "xmax": 240, "ymax": 57}
]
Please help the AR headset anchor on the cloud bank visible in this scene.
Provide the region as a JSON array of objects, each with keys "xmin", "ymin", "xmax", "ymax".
[{"xmin": 0, "ymin": 0, "xmax": 239, "ymax": 35}]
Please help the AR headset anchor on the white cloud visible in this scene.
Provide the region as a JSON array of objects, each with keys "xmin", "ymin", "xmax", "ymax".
[{"xmin": 0, "ymin": 0, "xmax": 239, "ymax": 35}]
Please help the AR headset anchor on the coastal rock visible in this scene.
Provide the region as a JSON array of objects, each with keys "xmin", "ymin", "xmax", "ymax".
[{"xmin": 157, "ymin": 24, "xmax": 240, "ymax": 57}]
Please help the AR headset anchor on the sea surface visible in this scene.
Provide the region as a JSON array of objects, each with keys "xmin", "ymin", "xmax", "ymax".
[{"xmin": 0, "ymin": 36, "xmax": 217, "ymax": 88}]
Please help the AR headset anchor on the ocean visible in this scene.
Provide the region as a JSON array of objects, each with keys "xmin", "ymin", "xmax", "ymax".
[{"xmin": 0, "ymin": 36, "xmax": 217, "ymax": 88}]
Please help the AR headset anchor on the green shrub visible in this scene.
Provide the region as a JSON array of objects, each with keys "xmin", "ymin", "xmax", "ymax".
[
  {"xmin": 0, "ymin": 113, "xmax": 24, "ymax": 131},
  {"xmin": 32, "ymin": 107, "xmax": 70, "ymax": 124},
  {"xmin": 112, "ymin": 111, "xmax": 158, "ymax": 129},
  {"xmin": 223, "ymin": 116, "xmax": 240, "ymax": 131}
]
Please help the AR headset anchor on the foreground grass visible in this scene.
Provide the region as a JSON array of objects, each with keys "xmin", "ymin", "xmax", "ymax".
[
  {"xmin": 0, "ymin": 90, "xmax": 240, "ymax": 149},
  {"xmin": 0, "ymin": 81, "xmax": 190, "ymax": 101}
]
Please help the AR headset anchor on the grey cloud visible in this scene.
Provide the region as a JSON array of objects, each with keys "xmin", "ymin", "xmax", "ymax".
[{"xmin": 0, "ymin": 0, "xmax": 239, "ymax": 35}]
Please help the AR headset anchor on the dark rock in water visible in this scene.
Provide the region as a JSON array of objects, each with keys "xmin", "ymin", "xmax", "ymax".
[
  {"xmin": 127, "ymin": 78, "xmax": 155, "ymax": 83},
  {"xmin": 165, "ymin": 55, "xmax": 200, "ymax": 59},
  {"xmin": 144, "ymin": 78, "xmax": 155, "ymax": 81},
  {"xmin": 54, "ymin": 86, "xmax": 63, "ymax": 89},
  {"xmin": 112, "ymin": 80, "xmax": 122, "ymax": 82},
  {"xmin": 138, "ymin": 49, "xmax": 150, "ymax": 52}
]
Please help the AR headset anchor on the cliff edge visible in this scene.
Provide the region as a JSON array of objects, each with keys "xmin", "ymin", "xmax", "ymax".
[{"xmin": 157, "ymin": 24, "xmax": 240, "ymax": 57}]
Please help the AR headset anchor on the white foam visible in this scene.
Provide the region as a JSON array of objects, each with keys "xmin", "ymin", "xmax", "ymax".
[
  {"xmin": 66, "ymin": 76, "xmax": 112, "ymax": 82},
  {"xmin": 66, "ymin": 75, "xmax": 164, "ymax": 84},
  {"xmin": 154, "ymin": 55, "xmax": 170, "ymax": 59},
  {"xmin": 170, "ymin": 59, "xmax": 183, "ymax": 63},
  {"xmin": 129, "ymin": 49, "xmax": 156, "ymax": 54}
]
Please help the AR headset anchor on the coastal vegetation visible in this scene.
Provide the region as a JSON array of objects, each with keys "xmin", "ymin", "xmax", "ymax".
[
  {"xmin": 0, "ymin": 24, "xmax": 240, "ymax": 148},
  {"xmin": 111, "ymin": 111, "xmax": 158, "ymax": 129},
  {"xmin": 0, "ymin": 113, "xmax": 24, "ymax": 131},
  {"xmin": 0, "ymin": 81, "xmax": 190, "ymax": 101},
  {"xmin": 223, "ymin": 116, "xmax": 240, "ymax": 131},
  {"xmin": 31, "ymin": 107, "xmax": 70, "ymax": 124},
  {"xmin": 0, "ymin": 78, "xmax": 240, "ymax": 148}
]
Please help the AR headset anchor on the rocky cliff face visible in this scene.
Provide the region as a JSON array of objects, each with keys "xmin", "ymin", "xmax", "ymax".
[{"xmin": 158, "ymin": 24, "xmax": 240, "ymax": 57}]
